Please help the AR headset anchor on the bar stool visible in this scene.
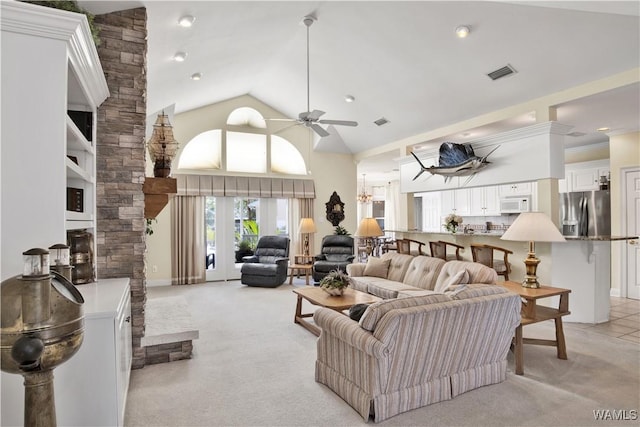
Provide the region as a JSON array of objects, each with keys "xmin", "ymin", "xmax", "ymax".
[
  {"xmin": 396, "ymin": 239, "xmax": 426, "ymax": 256},
  {"xmin": 429, "ymin": 241, "xmax": 464, "ymax": 261},
  {"xmin": 470, "ymin": 244, "xmax": 513, "ymax": 280}
]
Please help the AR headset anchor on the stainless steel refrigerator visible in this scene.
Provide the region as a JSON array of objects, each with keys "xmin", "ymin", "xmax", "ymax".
[{"xmin": 559, "ymin": 190, "xmax": 611, "ymax": 237}]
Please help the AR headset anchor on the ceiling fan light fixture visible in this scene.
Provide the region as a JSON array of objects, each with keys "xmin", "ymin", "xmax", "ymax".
[
  {"xmin": 173, "ymin": 51, "xmax": 187, "ymax": 62},
  {"xmin": 178, "ymin": 15, "xmax": 195, "ymax": 27},
  {"xmin": 456, "ymin": 25, "xmax": 471, "ymax": 38}
]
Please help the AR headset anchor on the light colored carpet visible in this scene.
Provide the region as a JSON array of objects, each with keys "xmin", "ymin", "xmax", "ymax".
[{"xmin": 124, "ymin": 280, "xmax": 640, "ymax": 426}]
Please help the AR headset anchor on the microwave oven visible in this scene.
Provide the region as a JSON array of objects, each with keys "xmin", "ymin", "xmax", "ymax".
[{"xmin": 500, "ymin": 196, "xmax": 531, "ymax": 214}]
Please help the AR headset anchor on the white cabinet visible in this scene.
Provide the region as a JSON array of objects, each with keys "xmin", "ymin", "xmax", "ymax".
[
  {"xmin": 1, "ymin": 278, "xmax": 132, "ymax": 427},
  {"xmin": 441, "ymin": 188, "xmax": 471, "ymax": 217},
  {"xmin": 470, "ymin": 186, "xmax": 501, "ymax": 216},
  {"xmin": 418, "ymin": 192, "xmax": 442, "ymax": 231},
  {"xmin": 0, "ymin": 1, "xmax": 108, "ymax": 279},
  {"xmin": 560, "ymin": 160, "xmax": 610, "ymax": 192},
  {"xmin": 499, "ymin": 182, "xmax": 533, "ymax": 197}
]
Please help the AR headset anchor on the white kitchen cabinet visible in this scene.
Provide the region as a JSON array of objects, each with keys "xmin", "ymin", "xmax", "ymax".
[
  {"xmin": 470, "ymin": 186, "xmax": 501, "ymax": 216},
  {"xmin": 0, "ymin": 1, "xmax": 108, "ymax": 279},
  {"xmin": 499, "ymin": 182, "xmax": 533, "ymax": 197},
  {"xmin": 418, "ymin": 191, "xmax": 442, "ymax": 231},
  {"xmin": 441, "ymin": 188, "xmax": 471, "ymax": 217},
  {"xmin": 1, "ymin": 278, "xmax": 132, "ymax": 427},
  {"xmin": 559, "ymin": 160, "xmax": 610, "ymax": 192}
]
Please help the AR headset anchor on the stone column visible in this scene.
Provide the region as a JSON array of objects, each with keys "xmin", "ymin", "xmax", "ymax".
[{"xmin": 94, "ymin": 8, "xmax": 147, "ymax": 369}]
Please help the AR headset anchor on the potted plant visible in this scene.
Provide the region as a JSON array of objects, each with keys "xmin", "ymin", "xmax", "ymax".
[
  {"xmin": 319, "ymin": 270, "xmax": 350, "ymax": 296},
  {"xmin": 334, "ymin": 225, "xmax": 350, "ymax": 235},
  {"xmin": 235, "ymin": 239, "xmax": 254, "ymax": 262}
]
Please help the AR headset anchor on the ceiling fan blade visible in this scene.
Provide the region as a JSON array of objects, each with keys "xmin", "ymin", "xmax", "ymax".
[
  {"xmin": 272, "ymin": 122, "xmax": 300, "ymax": 134},
  {"xmin": 306, "ymin": 110, "xmax": 325, "ymax": 121},
  {"xmin": 318, "ymin": 119, "xmax": 358, "ymax": 127},
  {"xmin": 310, "ymin": 123, "xmax": 330, "ymax": 137},
  {"xmin": 264, "ymin": 118, "xmax": 296, "ymax": 122}
]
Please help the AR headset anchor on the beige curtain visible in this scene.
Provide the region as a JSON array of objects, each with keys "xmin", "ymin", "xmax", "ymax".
[{"xmin": 171, "ymin": 196, "xmax": 206, "ymax": 285}]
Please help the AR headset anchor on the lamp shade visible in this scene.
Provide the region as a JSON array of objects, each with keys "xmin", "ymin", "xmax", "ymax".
[
  {"xmin": 298, "ymin": 218, "xmax": 317, "ymax": 234},
  {"xmin": 501, "ymin": 212, "xmax": 566, "ymax": 242},
  {"xmin": 355, "ymin": 218, "xmax": 383, "ymax": 238}
]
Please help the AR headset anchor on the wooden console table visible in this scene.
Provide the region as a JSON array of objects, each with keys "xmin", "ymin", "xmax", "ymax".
[{"xmin": 501, "ymin": 281, "xmax": 571, "ymax": 375}]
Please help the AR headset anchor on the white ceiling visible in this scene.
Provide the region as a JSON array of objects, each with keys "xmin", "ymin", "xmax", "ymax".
[{"xmin": 80, "ymin": 1, "xmax": 640, "ymax": 182}]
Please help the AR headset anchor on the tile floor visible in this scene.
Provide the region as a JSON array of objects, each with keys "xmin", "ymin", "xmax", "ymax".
[{"xmin": 565, "ymin": 296, "xmax": 640, "ymax": 344}]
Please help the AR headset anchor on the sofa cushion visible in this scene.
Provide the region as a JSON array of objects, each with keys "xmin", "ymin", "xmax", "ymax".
[
  {"xmin": 434, "ymin": 261, "xmax": 497, "ymax": 291},
  {"xmin": 359, "ymin": 293, "xmax": 452, "ymax": 332},
  {"xmin": 443, "ymin": 270, "xmax": 469, "ymax": 291},
  {"xmin": 402, "ymin": 256, "xmax": 446, "ymax": 290},
  {"xmin": 397, "ymin": 289, "xmax": 443, "ymax": 298},
  {"xmin": 363, "ymin": 256, "xmax": 391, "ymax": 278},
  {"xmin": 367, "ymin": 280, "xmax": 419, "ymax": 299},
  {"xmin": 381, "ymin": 252, "xmax": 415, "ymax": 282},
  {"xmin": 451, "ymin": 283, "xmax": 509, "ymax": 300}
]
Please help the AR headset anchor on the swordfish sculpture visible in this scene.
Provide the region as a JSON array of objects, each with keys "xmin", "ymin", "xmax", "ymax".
[{"xmin": 411, "ymin": 142, "xmax": 500, "ymax": 185}]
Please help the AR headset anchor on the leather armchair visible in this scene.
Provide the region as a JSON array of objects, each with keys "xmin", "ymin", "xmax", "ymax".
[
  {"xmin": 240, "ymin": 236, "xmax": 290, "ymax": 287},
  {"xmin": 312, "ymin": 235, "xmax": 355, "ymax": 283}
]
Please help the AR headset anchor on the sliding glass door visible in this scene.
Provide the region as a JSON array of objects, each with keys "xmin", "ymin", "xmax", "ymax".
[{"xmin": 205, "ymin": 196, "xmax": 289, "ymax": 281}]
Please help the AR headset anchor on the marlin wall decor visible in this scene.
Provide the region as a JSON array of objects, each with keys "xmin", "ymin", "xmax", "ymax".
[{"xmin": 410, "ymin": 142, "xmax": 500, "ymax": 185}]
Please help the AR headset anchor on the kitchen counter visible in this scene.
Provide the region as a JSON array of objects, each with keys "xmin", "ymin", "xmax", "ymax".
[{"xmin": 564, "ymin": 235, "xmax": 638, "ymax": 241}]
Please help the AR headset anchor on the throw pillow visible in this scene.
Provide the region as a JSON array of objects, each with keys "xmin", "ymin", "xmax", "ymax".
[
  {"xmin": 363, "ymin": 257, "xmax": 391, "ymax": 278},
  {"xmin": 434, "ymin": 269, "xmax": 469, "ymax": 293},
  {"xmin": 348, "ymin": 303, "xmax": 369, "ymax": 321}
]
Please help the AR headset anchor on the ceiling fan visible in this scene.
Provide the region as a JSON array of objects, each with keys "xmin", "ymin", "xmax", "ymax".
[{"xmin": 267, "ymin": 15, "xmax": 358, "ymax": 138}]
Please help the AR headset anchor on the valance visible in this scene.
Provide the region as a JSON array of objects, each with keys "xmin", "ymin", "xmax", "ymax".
[{"xmin": 175, "ymin": 174, "xmax": 315, "ymax": 199}]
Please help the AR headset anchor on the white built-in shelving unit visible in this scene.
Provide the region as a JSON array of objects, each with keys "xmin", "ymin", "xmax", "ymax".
[{"xmin": 1, "ymin": 1, "xmax": 108, "ymax": 279}]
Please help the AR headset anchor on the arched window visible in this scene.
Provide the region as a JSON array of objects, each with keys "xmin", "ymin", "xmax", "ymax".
[{"xmin": 177, "ymin": 107, "xmax": 307, "ymax": 175}]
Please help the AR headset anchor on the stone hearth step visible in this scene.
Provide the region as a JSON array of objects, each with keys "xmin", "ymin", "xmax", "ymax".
[{"xmin": 141, "ymin": 295, "xmax": 199, "ymax": 364}]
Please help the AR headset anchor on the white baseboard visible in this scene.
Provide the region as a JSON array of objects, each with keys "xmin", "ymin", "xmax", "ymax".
[
  {"xmin": 147, "ymin": 278, "xmax": 171, "ymax": 287},
  {"xmin": 610, "ymin": 287, "xmax": 621, "ymax": 297}
]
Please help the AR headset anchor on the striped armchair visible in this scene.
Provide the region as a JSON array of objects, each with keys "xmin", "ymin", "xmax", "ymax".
[{"xmin": 314, "ymin": 284, "xmax": 521, "ymax": 422}]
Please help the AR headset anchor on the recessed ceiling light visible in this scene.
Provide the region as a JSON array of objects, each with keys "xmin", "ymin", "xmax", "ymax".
[
  {"xmin": 178, "ymin": 15, "xmax": 195, "ymax": 27},
  {"xmin": 597, "ymin": 127, "xmax": 610, "ymax": 132},
  {"xmin": 173, "ymin": 51, "xmax": 187, "ymax": 62},
  {"xmin": 455, "ymin": 25, "xmax": 470, "ymax": 38},
  {"xmin": 191, "ymin": 72, "xmax": 202, "ymax": 81},
  {"xmin": 344, "ymin": 95, "xmax": 355, "ymax": 103}
]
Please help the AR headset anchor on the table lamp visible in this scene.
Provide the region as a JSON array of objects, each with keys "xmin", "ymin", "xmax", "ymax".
[
  {"xmin": 501, "ymin": 211, "xmax": 565, "ymax": 288},
  {"xmin": 355, "ymin": 218, "xmax": 384, "ymax": 256},
  {"xmin": 298, "ymin": 218, "xmax": 317, "ymax": 256}
]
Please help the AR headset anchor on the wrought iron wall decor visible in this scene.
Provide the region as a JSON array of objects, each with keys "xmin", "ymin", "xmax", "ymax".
[{"xmin": 325, "ymin": 191, "xmax": 345, "ymax": 226}]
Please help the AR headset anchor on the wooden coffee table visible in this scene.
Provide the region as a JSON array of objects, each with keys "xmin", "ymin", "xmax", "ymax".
[{"xmin": 293, "ymin": 287, "xmax": 382, "ymax": 336}]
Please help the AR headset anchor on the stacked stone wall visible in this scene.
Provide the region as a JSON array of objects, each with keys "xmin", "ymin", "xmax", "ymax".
[{"xmin": 94, "ymin": 7, "xmax": 147, "ymax": 369}]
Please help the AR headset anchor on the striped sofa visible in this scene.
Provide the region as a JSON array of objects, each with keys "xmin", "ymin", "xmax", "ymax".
[
  {"xmin": 347, "ymin": 252, "xmax": 499, "ymax": 298},
  {"xmin": 314, "ymin": 283, "xmax": 521, "ymax": 422}
]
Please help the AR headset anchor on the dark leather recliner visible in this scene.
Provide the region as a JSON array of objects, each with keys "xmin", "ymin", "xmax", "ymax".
[
  {"xmin": 240, "ymin": 236, "xmax": 290, "ymax": 287},
  {"xmin": 312, "ymin": 235, "xmax": 355, "ymax": 283}
]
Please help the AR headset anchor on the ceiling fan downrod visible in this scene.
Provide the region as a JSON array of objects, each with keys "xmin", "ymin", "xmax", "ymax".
[{"xmin": 303, "ymin": 15, "xmax": 315, "ymax": 114}]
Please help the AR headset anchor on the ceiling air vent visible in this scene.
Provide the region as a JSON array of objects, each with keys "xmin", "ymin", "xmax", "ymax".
[
  {"xmin": 487, "ymin": 64, "xmax": 517, "ymax": 81},
  {"xmin": 374, "ymin": 117, "xmax": 389, "ymax": 126}
]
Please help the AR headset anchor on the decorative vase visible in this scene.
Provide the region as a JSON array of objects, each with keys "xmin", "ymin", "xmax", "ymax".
[{"xmin": 321, "ymin": 287, "xmax": 344, "ymax": 296}]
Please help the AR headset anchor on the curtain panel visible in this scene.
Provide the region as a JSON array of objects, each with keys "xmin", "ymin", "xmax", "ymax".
[
  {"xmin": 175, "ymin": 174, "xmax": 315, "ymax": 199},
  {"xmin": 171, "ymin": 196, "xmax": 206, "ymax": 285}
]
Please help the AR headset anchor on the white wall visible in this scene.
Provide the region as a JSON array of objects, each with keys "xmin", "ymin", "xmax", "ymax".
[{"xmin": 145, "ymin": 95, "xmax": 356, "ymax": 282}]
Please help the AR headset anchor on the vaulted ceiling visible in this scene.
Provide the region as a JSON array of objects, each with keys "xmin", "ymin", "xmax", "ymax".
[{"xmin": 81, "ymin": 1, "xmax": 639, "ymax": 179}]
